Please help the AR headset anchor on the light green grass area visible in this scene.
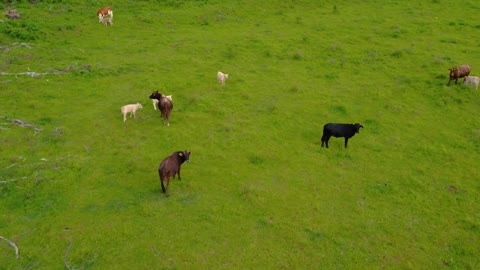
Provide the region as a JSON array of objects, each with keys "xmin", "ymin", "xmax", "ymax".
[{"xmin": 1, "ymin": 0, "xmax": 480, "ymax": 268}]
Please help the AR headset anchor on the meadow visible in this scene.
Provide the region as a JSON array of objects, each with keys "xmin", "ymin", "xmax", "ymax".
[{"xmin": 1, "ymin": 0, "xmax": 480, "ymax": 269}]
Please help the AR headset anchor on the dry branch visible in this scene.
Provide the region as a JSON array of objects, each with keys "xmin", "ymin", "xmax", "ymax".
[
  {"xmin": 0, "ymin": 71, "xmax": 49, "ymax": 78},
  {"xmin": 0, "ymin": 63, "xmax": 91, "ymax": 78},
  {"xmin": 64, "ymin": 240, "xmax": 98, "ymax": 270},
  {"xmin": 0, "ymin": 116, "xmax": 43, "ymax": 132},
  {"xmin": 0, "ymin": 236, "xmax": 20, "ymax": 260},
  {"xmin": 0, "ymin": 176, "xmax": 28, "ymax": 184},
  {"xmin": 1, "ymin": 42, "xmax": 31, "ymax": 55}
]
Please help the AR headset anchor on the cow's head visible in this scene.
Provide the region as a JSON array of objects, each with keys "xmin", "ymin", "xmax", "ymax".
[
  {"xmin": 354, "ymin": 123, "xmax": 363, "ymax": 133},
  {"xmin": 149, "ymin": 90, "xmax": 161, "ymax": 100},
  {"xmin": 449, "ymin": 68, "xmax": 457, "ymax": 77},
  {"xmin": 179, "ymin": 150, "xmax": 191, "ymax": 162}
]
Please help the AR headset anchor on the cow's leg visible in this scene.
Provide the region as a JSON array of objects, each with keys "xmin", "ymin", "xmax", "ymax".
[
  {"xmin": 165, "ymin": 179, "xmax": 170, "ymax": 197},
  {"xmin": 177, "ymin": 168, "xmax": 181, "ymax": 180},
  {"xmin": 159, "ymin": 173, "xmax": 166, "ymax": 193},
  {"xmin": 344, "ymin": 138, "xmax": 349, "ymax": 148},
  {"xmin": 447, "ymin": 79, "xmax": 451, "ymax": 86},
  {"xmin": 321, "ymin": 135, "xmax": 328, "ymax": 148}
]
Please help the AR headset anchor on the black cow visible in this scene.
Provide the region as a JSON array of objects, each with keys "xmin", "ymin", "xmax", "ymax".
[
  {"xmin": 149, "ymin": 90, "xmax": 173, "ymax": 126},
  {"xmin": 158, "ymin": 150, "xmax": 191, "ymax": 196},
  {"xmin": 321, "ymin": 123, "xmax": 363, "ymax": 148}
]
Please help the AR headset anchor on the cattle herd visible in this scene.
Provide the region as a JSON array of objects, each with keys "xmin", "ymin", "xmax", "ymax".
[{"xmin": 60, "ymin": 6, "xmax": 476, "ymax": 195}]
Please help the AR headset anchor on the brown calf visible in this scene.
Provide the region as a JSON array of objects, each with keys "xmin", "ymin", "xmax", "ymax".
[{"xmin": 448, "ymin": 64, "xmax": 471, "ymax": 85}]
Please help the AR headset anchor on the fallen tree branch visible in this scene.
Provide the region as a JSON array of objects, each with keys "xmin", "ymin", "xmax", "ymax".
[
  {"xmin": 0, "ymin": 116, "xmax": 43, "ymax": 132},
  {"xmin": 0, "ymin": 71, "xmax": 49, "ymax": 78},
  {"xmin": 64, "ymin": 240, "xmax": 98, "ymax": 270},
  {"xmin": 0, "ymin": 176, "xmax": 28, "ymax": 184},
  {"xmin": 0, "ymin": 236, "xmax": 20, "ymax": 260},
  {"xmin": 0, "ymin": 65, "xmax": 91, "ymax": 78},
  {"xmin": 0, "ymin": 42, "xmax": 31, "ymax": 55}
]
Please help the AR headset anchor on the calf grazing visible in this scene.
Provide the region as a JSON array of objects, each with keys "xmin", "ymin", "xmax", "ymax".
[
  {"xmin": 150, "ymin": 94, "xmax": 172, "ymax": 111},
  {"xmin": 217, "ymin": 71, "xmax": 229, "ymax": 86},
  {"xmin": 448, "ymin": 64, "xmax": 471, "ymax": 85},
  {"xmin": 100, "ymin": 16, "xmax": 113, "ymax": 26},
  {"xmin": 158, "ymin": 150, "xmax": 191, "ymax": 196},
  {"xmin": 149, "ymin": 91, "xmax": 173, "ymax": 126},
  {"xmin": 121, "ymin": 103, "xmax": 143, "ymax": 122},
  {"xmin": 463, "ymin": 76, "xmax": 479, "ymax": 89},
  {"xmin": 97, "ymin": 6, "xmax": 113, "ymax": 23},
  {"xmin": 321, "ymin": 123, "xmax": 363, "ymax": 148}
]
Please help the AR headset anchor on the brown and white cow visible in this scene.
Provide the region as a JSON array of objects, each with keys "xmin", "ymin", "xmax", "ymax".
[
  {"xmin": 158, "ymin": 150, "xmax": 191, "ymax": 196},
  {"xmin": 97, "ymin": 6, "xmax": 113, "ymax": 23}
]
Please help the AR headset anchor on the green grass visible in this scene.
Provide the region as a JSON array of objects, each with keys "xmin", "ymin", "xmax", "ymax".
[{"xmin": 1, "ymin": 0, "xmax": 480, "ymax": 269}]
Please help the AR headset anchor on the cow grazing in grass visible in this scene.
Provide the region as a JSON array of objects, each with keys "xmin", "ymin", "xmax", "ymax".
[
  {"xmin": 321, "ymin": 123, "xmax": 363, "ymax": 148},
  {"xmin": 121, "ymin": 103, "xmax": 143, "ymax": 122},
  {"xmin": 149, "ymin": 91, "xmax": 173, "ymax": 126},
  {"xmin": 217, "ymin": 71, "xmax": 229, "ymax": 86},
  {"xmin": 448, "ymin": 64, "xmax": 471, "ymax": 85},
  {"xmin": 97, "ymin": 6, "xmax": 113, "ymax": 23},
  {"xmin": 158, "ymin": 150, "xmax": 191, "ymax": 196},
  {"xmin": 463, "ymin": 76, "xmax": 479, "ymax": 89}
]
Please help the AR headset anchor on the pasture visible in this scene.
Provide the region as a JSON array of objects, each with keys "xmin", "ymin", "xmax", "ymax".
[{"xmin": 1, "ymin": 0, "xmax": 480, "ymax": 268}]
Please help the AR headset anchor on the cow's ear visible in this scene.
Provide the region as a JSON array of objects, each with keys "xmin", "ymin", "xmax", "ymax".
[{"xmin": 179, "ymin": 152, "xmax": 183, "ymax": 156}]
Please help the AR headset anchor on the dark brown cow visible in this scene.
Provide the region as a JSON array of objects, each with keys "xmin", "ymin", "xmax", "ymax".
[
  {"xmin": 158, "ymin": 150, "xmax": 191, "ymax": 196},
  {"xmin": 448, "ymin": 64, "xmax": 471, "ymax": 85},
  {"xmin": 149, "ymin": 91, "xmax": 173, "ymax": 126}
]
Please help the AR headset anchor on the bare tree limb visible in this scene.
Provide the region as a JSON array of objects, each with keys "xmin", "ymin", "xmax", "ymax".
[
  {"xmin": 0, "ymin": 176, "xmax": 28, "ymax": 184},
  {"xmin": 0, "ymin": 42, "xmax": 31, "ymax": 55},
  {"xmin": 0, "ymin": 71, "xmax": 48, "ymax": 78},
  {"xmin": 0, "ymin": 236, "xmax": 20, "ymax": 260},
  {"xmin": 0, "ymin": 116, "xmax": 43, "ymax": 132},
  {"xmin": 64, "ymin": 240, "xmax": 73, "ymax": 270},
  {"xmin": 0, "ymin": 64, "xmax": 90, "ymax": 78},
  {"xmin": 64, "ymin": 240, "xmax": 98, "ymax": 270}
]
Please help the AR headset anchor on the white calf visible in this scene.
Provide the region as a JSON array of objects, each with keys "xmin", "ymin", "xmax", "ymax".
[
  {"xmin": 121, "ymin": 103, "xmax": 143, "ymax": 122},
  {"xmin": 463, "ymin": 76, "xmax": 479, "ymax": 89},
  {"xmin": 217, "ymin": 71, "xmax": 229, "ymax": 86},
  {"xmin": 152, "ymin": 95, "xmax": 172, "ymax": 110}
]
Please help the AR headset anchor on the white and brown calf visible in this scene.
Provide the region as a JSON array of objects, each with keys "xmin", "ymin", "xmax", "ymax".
[{"xmin": 97, "ymin": 6, "xmax": 113, "ymax": 23}]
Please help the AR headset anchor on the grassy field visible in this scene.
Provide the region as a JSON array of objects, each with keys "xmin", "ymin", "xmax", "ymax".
[{"xmin": 1, "ymin": 0, "xmax": 480, "ymax": 269}]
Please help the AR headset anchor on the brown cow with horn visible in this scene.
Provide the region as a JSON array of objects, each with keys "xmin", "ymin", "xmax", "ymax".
[{"xmin": 158, "ymin": 150, "xmax": 191, "ymax": 196}]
